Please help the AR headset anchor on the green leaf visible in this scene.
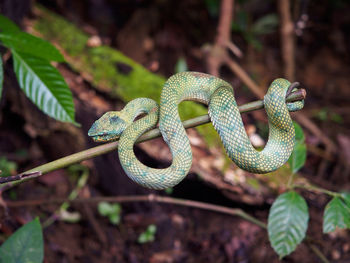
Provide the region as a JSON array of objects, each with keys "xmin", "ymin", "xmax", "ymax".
[
  {"xmin": 12, "ymin": 50, "xmax": 76, "ymax": 124},
  {"xmin": 59, "ymin": 209, "xmax": 81, "ymax": 223},
  {"xmin": 293, "ymin": 122, "xmax": 305, "ymax": 142},
  {"xmin": 0, "ymin": 218, "xmax": 43, "ymax": 263},
  {"xmin": 268, "ymin": 191, "xmax": 309, "ymax": 258},
  {"xmin": 137, "ymin": 233, "xmax": 149, "ymax": 244},
  {"xmin": 98, "ymin": 202, "xmax": 114, "ymax": 216},
  {"xmin": 252, "ymin": 14, "xmax": 279, "ymax": 35},
  {"xmin": 288, "ymin": 122, "xmax": 307, "ymax": 173},
  {"xmin": 288, "ymin": 142, "xmax": 307, "ymax": 174},
  {"xmin": 0, "ymin": 157, "xmax": 17, "ymax": 177},
  {"xmin": 164, "ymin": 188, "xmax": 173, "ymax": 195},
  {"xmin": 109, "ymin": 214, "xmax": 121, "ymax": 225},
  {"xmin": 0, "ymin": 31, "xmax": 64, "ymax": 62},
  {"xmin": 330, "ymin": 112, "xmax": 343, "ymax": 124},
  {"xmin": 204, "ymin": 0, "xmax": 220, "ymax": 17},
  {"xmin": 231, "ymin": 11, "xmax": 248, "ymax": 32},
  {"xmin": 138, "ymin": 224, "xmax": 157, "ymax": 244},
  {"xmin": 175, "ymin": 57, "xmax": 188, "ymax": 73},
  {"xmin": 323, "ymin": 197, "xmax": 350, "ymax": 233},
  {"xmin": 98, "ymin": 202, "xmax": 121, "ymax": 225},
  {"xmin": 0, "ymin": 56, "xmax": 3, "ymax": 100},
  {"xmin": 0, "ymin": 15, "xmax": 20, "ymax": 33},
  {"xmin": 98, "ymin": 202, "xmax": 121, "ymax": 215},
  {"xmin": 147, "ymin": 224, "xmax": 157, "ymax": 234},
  {"xmin": 341, "ymin": 193, "xmax": 350, "ymax": 208}
]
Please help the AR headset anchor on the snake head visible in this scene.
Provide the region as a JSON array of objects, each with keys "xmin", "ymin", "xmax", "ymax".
[{"xmin": 88, "ymin": 111, "xmax": 130, "ymax": 142}]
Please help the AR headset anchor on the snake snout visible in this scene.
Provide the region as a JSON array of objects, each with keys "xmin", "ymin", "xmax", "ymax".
[
  {"xmin": 88, "ymin": 111, "xmax": 130, "ymax": 142},
  {"xmin": 87, "ymin": 121, "xmax": 99, "ymax": 137}
]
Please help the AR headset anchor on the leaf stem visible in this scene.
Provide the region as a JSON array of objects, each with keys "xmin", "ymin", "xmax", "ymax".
[
  {"xmin": 286, "ymin": 172, "xmax": 295, "ymax": 189},
  {"xmin": 0, "ymin": 89, "xmax": 306, "ymax": 191},
  {"xmin": 294, "ymin": 183, "xmax": 341, "ymax": 197}
]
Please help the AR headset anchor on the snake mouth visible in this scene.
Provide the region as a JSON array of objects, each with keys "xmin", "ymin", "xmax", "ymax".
[
  {"xmin": 88, "ymin": 123, "xmax": 120, "ymax": 142},
  {"xmin": 89, "ymin": 133, "xmax": 120, "ymax": 142}
]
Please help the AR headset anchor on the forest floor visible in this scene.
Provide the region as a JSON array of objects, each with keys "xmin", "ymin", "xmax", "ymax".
[{"xmin": 1, "ymin": 0, "xmax": 350, "ymax": 262}]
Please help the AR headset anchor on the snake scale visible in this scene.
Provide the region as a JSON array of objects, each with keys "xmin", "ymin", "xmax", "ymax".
[{"xmin": 88, "ymin": 72, "xmax": 304, "ymax": 189}]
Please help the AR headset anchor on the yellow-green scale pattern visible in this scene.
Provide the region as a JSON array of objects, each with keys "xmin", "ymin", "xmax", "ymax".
[{"xmin": 88, "ymin": 72, "xmax": 304, "ymax": 189}]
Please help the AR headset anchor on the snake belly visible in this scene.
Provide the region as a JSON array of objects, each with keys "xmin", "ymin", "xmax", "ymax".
[{"xmin": 111, "ymin": 72, "xmax": 303, "ymax": 189}]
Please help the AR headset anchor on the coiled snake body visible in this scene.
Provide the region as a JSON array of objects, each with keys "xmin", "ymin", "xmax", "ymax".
[{"xmin": 88, "ymin": 72, "xmax": 304, "ymax": 189}]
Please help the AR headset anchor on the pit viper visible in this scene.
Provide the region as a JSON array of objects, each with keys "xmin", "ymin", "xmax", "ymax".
[{"xmin": 88, "ymin": 72, "xmax": 304, "ymax": 189}]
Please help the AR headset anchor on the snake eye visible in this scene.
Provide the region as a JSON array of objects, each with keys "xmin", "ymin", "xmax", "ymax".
[{"xmin": 109, "ymin": 116, "xmax": 119, "ymax": 124}]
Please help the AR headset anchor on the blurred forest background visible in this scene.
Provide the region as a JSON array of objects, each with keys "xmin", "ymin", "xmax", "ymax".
[{"xmin": 0, "ymin": 0, "xmax": 349, "ymax": 262}]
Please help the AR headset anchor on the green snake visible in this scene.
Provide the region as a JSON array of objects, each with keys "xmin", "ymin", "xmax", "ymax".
[{"xmin": 88, "ymin": 72, "xmax": 304, "ymax": 189}]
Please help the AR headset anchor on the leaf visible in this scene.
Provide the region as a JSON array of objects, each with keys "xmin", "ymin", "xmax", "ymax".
[
  {"xmin": 288, "ymin": 122, "xmax": 307, "ymax": 173},
  {"xmin": 268, "ymin": 191, "xmax": 309, "ymax": 258},
  {"xmin": 293, "ymin": 122, "xmax": 305, "ymax": 142},
  {"xmin": 59, "ymin": 209, "xmax": 81, "ymax": 223},
  {"xmin": 323, "ymin": 197, "xmax": 350, "ymax": 233},
  {"xmin": 147, "ymin": 224, "xmax": 157, "ymax": 234},
  {"xmin": 288, "ymin": 142, "xmax": 307, "ymax": 174},
  {"xmin": 0, "ymin": 218, "xmax": 43, "ymax": 263},
  {"xmin": 98, "ymin": 202, "xmax": 114, "ymax": 216},
  {"xmin": 0, "ymin": 56, "xmax": 3, "ymax": 100},
  {"xmin": 0, "ymin": 15, "xmax": 20, "ymax": 33},
  {"xmin": 204, "ymin": 0, "xmax": 220, "ymax": 17},
  {"xmin": 0, "ymin": 31, "xmax": 64, "ymax": 62},
  {"xmin": 98, "ymin": 202, "xmax": 121, "ymax": 215},
  {"xmin": 0, "ymin": 157, "xmax": 17, "ymax": 177},
  {"xmin": 341, "ymin": 192, "xmax": 350, "ymax": 208},
  {"xmin": 98, "ymin": 202, "xmax": 121, "ymax": 225},
  {"xmin": 252, "ymin": 14, "xmax": 279, "ymax": 35},
  {"xmin": 109, "ymin": 213, "xmax": 121, "ymax": 225},
  {"xmin": 138, "ymin": 224, "xmax": 157, "ymax": 244},
  {"xmin": 231, "ymin": 11, "xmax": 248, "ymax": 32},
  {"xmin": 12, "ymin": 50, "xmax": 76, "ymax": 124},
  {"xmin": 175, "ymin": 57, "xmax": 188, "ymax": 73}
]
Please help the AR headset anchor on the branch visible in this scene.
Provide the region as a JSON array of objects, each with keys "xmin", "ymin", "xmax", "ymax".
[
  {"xmin": 278, "ymin": 0, "xmax": 295, "ymax": 81},
  {"xmin": 207, "ymin": 0, "xmax": 235, "ymax": 76},
  {"xmin": 5, "ymin": 194, "xmax": 266, "ymax": 228},
  {"xmin": 225, "ymin": 58, "xmax": 265, "ymax": 98},
  {"xmin": 0, "ymin": 89, "xmax": 306, "ymax": 190},
  {"xmin": 216, "ymin": 0, "xmax": 233, "ymax": 45}
]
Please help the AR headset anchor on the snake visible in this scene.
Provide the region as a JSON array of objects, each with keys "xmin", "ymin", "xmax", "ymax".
[{"xmin": 88, "ymin": 72, "xmax": 304, "ymax": 190}]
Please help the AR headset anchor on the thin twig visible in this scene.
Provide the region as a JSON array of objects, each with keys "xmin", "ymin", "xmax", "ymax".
[
  {"xmin": 0, "ymin": 171, "xmax": 42, "ymax": 184},
  {"xmin": 225, "ymin": 57, "xmax": 265, "ymax": 98},
  {"xmin": 4, "ymin": 194, "xmax": 266, "ymax": 228},
  {"xmin": 294, "ymin": 183, "xmax": 340, "ymax": 197},
  {"xmin": 307, "ymin": 242, "xmax": 331, "ymax": 263},
  {"xmin": 207, "ymin": 0, "xmax": 237, "ymax": 77},
  {"xmin": 0, "ymin": 90, "xmax": 306, "ymax": 189}
]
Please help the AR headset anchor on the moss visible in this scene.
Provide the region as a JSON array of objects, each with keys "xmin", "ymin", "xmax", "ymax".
[
  {"xmin": 35, "ymin": 8, "xmax": 88, "ymax": 56},
  {"xmin": 34, "ymin": 6, "xmax": 221, "ymax": 146}
]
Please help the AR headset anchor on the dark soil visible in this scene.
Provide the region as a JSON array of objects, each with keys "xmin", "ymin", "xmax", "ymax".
[{"xmin": 1, "ymin": 0, "xmax": 350, "ymax": 262}]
